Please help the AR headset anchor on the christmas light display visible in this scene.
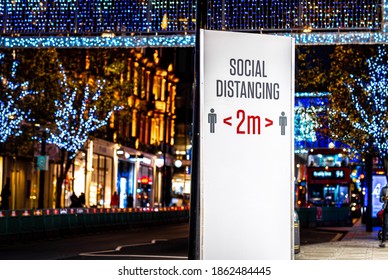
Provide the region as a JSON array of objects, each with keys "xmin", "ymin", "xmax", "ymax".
[
  {"xmin": 0, "ymin": 53, "xmax": 36, "ymax": 143},
  {"xmin": 208, "ymin": 0, "xmax": 380, "ymax": 30},
  {"xmin": 0, "ymin": 35, "xmax": 196, "ymax": 48},
  {"xmin": 295, "ymin": 106, "xmax": 318, "ymax": 141},
  {"xmin": 0, "ymin": 0, "xmax": 385, "ymax": 47},
  {"xmin": 1, "ymin": 0, "xmax": 196, "ymax": 34},
  {"xmin": 46, "ymin": 62, "xmax": 122, "ymax": 157},
  {"xmin": 294, "ymin": 92, "xmax": 328, "ymax": 150},
  {"xmin": 5, "ymin": 32, "xmax": 388, "ymax": 48},
  {"xmin": 343, "ymin": 46, "xmax": 388, "ymax": 156}
]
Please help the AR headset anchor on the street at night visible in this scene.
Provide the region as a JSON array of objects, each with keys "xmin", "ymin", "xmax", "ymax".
[
  {"xmin": 0, "ymin": 223, "xmax": 189, "ymax": 260},
  {"xmin": 0, "ymin": 218, "xmax": 373, "ymax": 260},
  {"xmin": 1, "ymin": 2, "xmax": 388, "ymax": 279}
]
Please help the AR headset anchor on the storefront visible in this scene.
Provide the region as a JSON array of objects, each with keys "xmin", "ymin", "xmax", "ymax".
[
  {"xmin": 136, "ymin": 157, "xmax": 154, "ymax": 208},
  {"xmin": 1, "ymin": 138, "xmax": 164, "ymax": 209},
  {"xmin": 117, "ymin": 159, "xmax": 135, "ymax": 208},
  {"xmin": 1, "ymin": 155, "xmax": 32, "ymax": 209},
  {"xmin": 59, "ymin": 151, "xmax": 88, "ymax": 208},
  {"xmin": 116, "ymin": 146, "xmax": 139, "ymax": 208},
  {"xmin": 89, "ymin": 139, "xmax": 115, "ymax": 208},
  {"xmin": 116, "ymin": 148, "xmax": 159, "ymax": 208}
]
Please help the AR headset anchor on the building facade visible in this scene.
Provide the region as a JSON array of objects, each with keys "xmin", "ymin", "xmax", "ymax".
[{"xmin": 0, "ymin": 48, "xmax": 178, "ymax": 210}]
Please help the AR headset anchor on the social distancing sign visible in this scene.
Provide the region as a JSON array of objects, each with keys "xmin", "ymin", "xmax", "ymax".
[{"xmin": 199, "ymin": 30, "xmax": 295, "ymax": 260}]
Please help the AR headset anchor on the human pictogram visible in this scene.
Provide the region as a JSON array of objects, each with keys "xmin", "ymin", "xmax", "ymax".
[
  {"xmin": 279, "ymin": 111, "xmax": 287, "ymax": 135},
  {"xmin": 208, "ymin": 108, "xmax": 217, "ymax": 133}
]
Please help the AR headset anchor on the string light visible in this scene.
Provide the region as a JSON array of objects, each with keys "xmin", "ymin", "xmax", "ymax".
[
  {"xmin": 0, "ymin": 35, "xmax": 196, "ymax": 48},
  {"xmin": 294, "ymin": 92, "xmax": 329, "ymax": 150},
  {"xmin": 294, "ymin": 106, "xmax": 319, "ymax": 143},
  {"xmin": 3, "ymin": 31, "xmax": 388, "ymax": 48},
  {"xmin": 0, "ymin": 53, "xmax": 36, "ymax": 142},
  {"xmin": 340, "ymin": 46, "xmax": 388, "ymax": 156},
  {"xmin": 46, "ymin": 62, "xmax": 122, "ymax": 157},
  {"xmin": 0, "ymin": 1, "xmax": 385, "ymax": 48},
  {"xmin": 2, "ymin": 0, "xmax": 196, "ymax": 34}
]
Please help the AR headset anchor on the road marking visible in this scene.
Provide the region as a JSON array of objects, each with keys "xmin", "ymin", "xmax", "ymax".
[
  {"xmin": 331, "ymin": 233, "xmax": 344, "ymax": 242},
  {"xmin": 78, "ymin": 239, "xmax": 188, "ymax": 259},
  {"xmin": 79, "ymin": 252, "xmax": 187, "ymax": 259}
]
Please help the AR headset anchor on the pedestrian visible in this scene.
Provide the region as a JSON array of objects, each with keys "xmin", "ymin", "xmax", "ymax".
[
  {"xmin": 127, "ymin": 194, "xmax": 134, "ymax": 208},
  {"xmin": 111, "ymin": 191, "xmax": 119, "ymax": 208},
  {"xmin": 70, "ymin": 192, "xmax": 79, "ymax": 208},
  {"xmin": 78, "ymin": 192, "xmax": 86, "ymax": 207},
  {"xmin": 379, "ymin": 184, "xmax": 388, "ymax": 248},
  {"xmin": 1, "ymin": 177, "xmax": 11, "ymax": 210}
]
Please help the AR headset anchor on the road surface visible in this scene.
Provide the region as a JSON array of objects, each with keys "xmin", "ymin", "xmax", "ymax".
[{"xmin": 0, "ymin": 223, "xmax": 189, "ymax": 260}]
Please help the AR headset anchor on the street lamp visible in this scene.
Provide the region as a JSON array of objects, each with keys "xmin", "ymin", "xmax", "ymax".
[
  {"xmin": 116, "ymin": 147, "xmax": 124, "ymax": 156},
  {"xmin": 174, "ymin": 159, "xmax": 182, "ymax": 168},
  {"xmin": 155, "ymin": 156, "xmax": 164, "ymax": 169}
]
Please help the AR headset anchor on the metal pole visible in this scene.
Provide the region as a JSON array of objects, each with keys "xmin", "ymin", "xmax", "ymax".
[
  {"xmin": 365, "ymin": 153, "xmax": 373, "ymax": 232},
  {"xmin": 38, "ymin": 130, "xmax": 46, "ymax": 209},
  {"xmin": 188, "ymin": 0, "xmax": 207, "ymax": 260},
  {"xmin": 163, "ymin": 106, "xmax": 168, "ymax": 207}
]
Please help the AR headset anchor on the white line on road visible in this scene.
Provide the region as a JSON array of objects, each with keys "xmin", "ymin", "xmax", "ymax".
[{"xmin": 78, "ymin": 239, "xmax": 188, "ymax": 259}]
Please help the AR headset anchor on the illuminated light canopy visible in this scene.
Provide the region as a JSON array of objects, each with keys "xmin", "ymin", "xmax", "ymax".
[
  {"xmin": 0, "ymin": 35, "xmax": 196, "ymax": 48},
  {"xmin": 1, "ymin": 0, "xmax": 380, "ymax": 33},
  {"xmin": 3, "ymin": 33, "xmax": 388, "ymax": 48},
  {"xmin": 0, "ymin": 53, "xmax": 36, "ymax": 143},
  {"xmin": 0, "ymin": 0, "xmax": 386, "ymax": 47}
]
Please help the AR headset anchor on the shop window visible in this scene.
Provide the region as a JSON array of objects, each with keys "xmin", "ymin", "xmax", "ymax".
[{"xmin": 90, "ymin": 154, "xmax": 113, "ymax": 208}]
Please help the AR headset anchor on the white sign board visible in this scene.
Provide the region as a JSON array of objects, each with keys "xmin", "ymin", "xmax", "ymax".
[{"xmin": 200, "ymin": 30, "xmax": 295, "ymax": 260}]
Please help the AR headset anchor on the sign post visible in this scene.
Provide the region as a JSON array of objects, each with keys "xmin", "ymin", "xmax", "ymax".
[{"xmin": 199, "ymin": 30, "xmax": 295, "ymax": 259}]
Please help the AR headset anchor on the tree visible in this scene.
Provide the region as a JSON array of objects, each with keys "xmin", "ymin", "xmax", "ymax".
[
  {"xmin": 326, "ymin": 45, "xmax": 374, "ymax": 154},
  {"xmin": 325, "ymin": 45, "xmax": 384, "ymax": 231},
  {"xmin": 47, "ymin": 62, "xmax": 122, "ymax": 207},
  {"xmin": 296, "ymin": 45, "xmax": 328, "ymax": 93},
  {"xmin": 17, "ymin": 48, "xmax": 63, "ymax": 130},
  {"xmin": 0, "ymin": 53, "xmax": 36, "ymax": 144},
  {"xmin": 11, "ymin": 48, "xmax": 128, "ymax": 207},
  {"xmin": 346, "ymin": 47, "xmax": 388, "ymax": 156}
]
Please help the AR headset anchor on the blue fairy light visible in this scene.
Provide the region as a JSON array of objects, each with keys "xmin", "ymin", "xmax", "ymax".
[
  {"xmin": 46, "ymin": 62, "xmax": 122, "ymax": 157},
  {"xmin": 0, "ymin": 0, "xmax": 384, "ymax": 47},
  {"xmin": 342, "ymin": 46, "xmax": 388, "ymax": 156},
  {"xmin": 0, "ymin": 53, "xmax": 36, "ymax": 143}
]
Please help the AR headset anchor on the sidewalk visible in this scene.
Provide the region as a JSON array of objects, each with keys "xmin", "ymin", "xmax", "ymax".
[{"xmin": 295, "ymin": 218, "xmax": 388, "ymax": 260}]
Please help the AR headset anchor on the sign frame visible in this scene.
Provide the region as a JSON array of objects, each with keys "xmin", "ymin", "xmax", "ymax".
[{"xmin": 199, "ymin": 29, "xmax": 295, "ymax": 260}]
